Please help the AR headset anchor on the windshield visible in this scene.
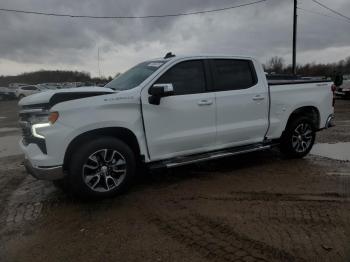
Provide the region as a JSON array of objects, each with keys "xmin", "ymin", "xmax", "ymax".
[{"xmin": 105, "ymin": 61, "xmax": 166, "ymax": 91}]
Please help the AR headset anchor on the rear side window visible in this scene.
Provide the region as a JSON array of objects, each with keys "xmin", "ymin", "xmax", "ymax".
[
  {"xmin": 212, "ymin": 59, "xmax": 257, "ymax": 91},
  {"xmin": 156, "ymin": 60, "xmax": 206, "ymax": 95}
]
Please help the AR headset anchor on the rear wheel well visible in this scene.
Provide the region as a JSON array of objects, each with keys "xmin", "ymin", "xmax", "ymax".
[
  {"xmin": 63, "ymin": 127, "xmax": 141, "ymax": 171},
  {"xmin": 285, "ymin": 106, "xmax": 320, "ymax": 132}
]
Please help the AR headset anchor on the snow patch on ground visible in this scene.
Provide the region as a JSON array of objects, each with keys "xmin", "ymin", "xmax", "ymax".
[
  {"xmin": 0, "ymin": 127, "xmax": 20, "ymax": 133},
  {"xmin": 311, "ymin": 142, "xmax": 350, "ymax": 161}
]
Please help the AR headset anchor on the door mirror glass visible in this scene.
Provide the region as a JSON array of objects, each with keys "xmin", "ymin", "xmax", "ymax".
[{"xmin": 148, "ymin": 83, "xmax": 174, "ymax": 105}]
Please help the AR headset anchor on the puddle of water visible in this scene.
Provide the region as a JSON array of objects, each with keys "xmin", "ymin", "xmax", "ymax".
[
  {"xmin": 326, "ymin": 167, "xmax": 350, "ymax": 176},
  {"xmin": 332, "ymin": 120, "xmax": 350, "ymax": 127},
  {"xmin": 0, "ymin": 135, "xmax": 22, "ymax": 157},
  {"xmin": 311, "ymin": 142, "xmax": 350, "ymax": 161},
  {"xmin": 327, "ymin": 172, "xmax": 350, "ymax": 176},
  {"xmin": 0, "ymin": 127, "xmax": 19, "ymax": 133}
]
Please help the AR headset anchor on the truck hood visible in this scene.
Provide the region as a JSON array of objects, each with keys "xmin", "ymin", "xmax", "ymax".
[{"xmin": 18, "ymin": 87, "xmax": 115, "ymax": 108}]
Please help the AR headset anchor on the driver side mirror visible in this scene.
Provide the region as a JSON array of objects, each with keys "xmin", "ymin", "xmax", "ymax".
[{"xmin": 148, "ymin": 83, "xmax": 174, "ymax": 105}]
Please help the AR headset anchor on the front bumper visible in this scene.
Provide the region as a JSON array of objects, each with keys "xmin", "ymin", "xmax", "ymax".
[{"xmin": 24, "ymin": 158, "xmax": 65, "ymax": 180}]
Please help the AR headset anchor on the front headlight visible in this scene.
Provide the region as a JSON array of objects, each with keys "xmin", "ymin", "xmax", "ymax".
[
  {"xmin": 32, "ymin": 123, "xmax": 51, "ymax": 139},
  {"xmin": 31, "ymin": 112, "xmax": 59, "ymax": 139}
]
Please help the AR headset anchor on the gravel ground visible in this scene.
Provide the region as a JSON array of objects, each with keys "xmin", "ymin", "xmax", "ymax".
[{"xmin": 0, "ymin": 99, "xmax": 349, "ymax": 262}]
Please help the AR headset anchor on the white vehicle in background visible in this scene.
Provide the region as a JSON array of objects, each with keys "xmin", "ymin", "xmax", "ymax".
[
  {"xmin": 37, "ymin": 83, "xmax": 61, "ymax": 90},
  {"xmin": 0, "ymin": 87, "xmax": 16, "ymax": 100},
  {"xmin": 15, "ymin": 85, "xmax": 48, "ymax": 99},
  {"xmin": 18, "ymin": 53, "xmax": 335, "ymax": 198}
]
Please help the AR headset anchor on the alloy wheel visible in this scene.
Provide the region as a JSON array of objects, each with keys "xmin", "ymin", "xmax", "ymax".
[
  {"xmin": 291, "ymin": 123, "xmax": 313, "ymax": 153},
  {"xmin": 82, "ymin": 149, "xmax": 127, "ymax": 192}
]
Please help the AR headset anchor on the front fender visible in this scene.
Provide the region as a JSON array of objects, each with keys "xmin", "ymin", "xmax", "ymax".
[{"xmin": 51, "ymin": 91, "xmax": 149, "ymax": 162}]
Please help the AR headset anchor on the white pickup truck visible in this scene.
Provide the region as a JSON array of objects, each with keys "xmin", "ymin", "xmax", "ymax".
[{"xmin": 19, "ymin": 54, "xmax": 335, "ymax": 198}]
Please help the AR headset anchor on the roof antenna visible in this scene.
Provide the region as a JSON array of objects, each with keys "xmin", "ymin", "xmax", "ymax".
[{"xmin": 164, "ymin": 52, "xmax": 176, "ymax": 59}]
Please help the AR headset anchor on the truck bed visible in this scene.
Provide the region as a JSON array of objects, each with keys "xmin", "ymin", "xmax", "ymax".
[{"xmin": 266, "ymin": 79, "xmax": 333, "ymax": 139}]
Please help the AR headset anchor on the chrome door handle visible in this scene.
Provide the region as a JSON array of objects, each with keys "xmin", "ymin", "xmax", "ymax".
[
  {"xmin": 252, "ymin": 95, "xmax": 265, "ymax": 101},
  {"xmin": 197, "ymin": 99, "xmax": 213, "ymax": 106}
]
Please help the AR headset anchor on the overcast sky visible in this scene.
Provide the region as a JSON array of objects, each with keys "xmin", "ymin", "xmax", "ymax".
[{"xmin": 0, "ymin": 0, "xmax": 349, "ymax": 77}]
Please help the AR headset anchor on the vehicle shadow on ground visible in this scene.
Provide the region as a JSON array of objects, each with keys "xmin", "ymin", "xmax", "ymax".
[{"xmin": 32, "ymin": 149, "xmax": 283, "ymax": 208}]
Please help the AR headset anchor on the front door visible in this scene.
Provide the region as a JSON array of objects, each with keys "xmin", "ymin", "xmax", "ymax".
[{"xmin": 141, "ymin": 60, "xmax": 217, "ymax": 161}]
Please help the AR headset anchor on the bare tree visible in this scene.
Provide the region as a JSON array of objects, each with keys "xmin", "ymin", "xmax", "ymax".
[{"xmin": 265, "ymin": 56, "xmax": 285, "ymax": 74}]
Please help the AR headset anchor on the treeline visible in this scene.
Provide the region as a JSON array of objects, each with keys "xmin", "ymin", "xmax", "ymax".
[
  {"xmin": 0, "ymin": 70, "xmax": 114, "ymax": 87},
  {"xmin": 264, "ymin": 56, "xmax": 350, "ymax": 77}
]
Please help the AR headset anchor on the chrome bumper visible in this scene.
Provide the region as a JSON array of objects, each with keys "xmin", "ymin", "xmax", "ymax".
[
  {"xmin": 335, "ymin": 91, "xmax": 350, "ymax": 96},
  {"xmin": 24, "ymin": 158, "xmax": 65, "ymax": 180},
  {"xmin": 325, "ymin": 114, "xmax": 335, "ymax": 129}
]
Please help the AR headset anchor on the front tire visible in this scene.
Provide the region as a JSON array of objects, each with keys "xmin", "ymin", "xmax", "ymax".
[
  {"xmin": 68, "ymin": 137, "xmax": 136, "ymax": 199},
  {"xmin": 280, "ymin": 116, "xmax": 316, "ymax": 158}
]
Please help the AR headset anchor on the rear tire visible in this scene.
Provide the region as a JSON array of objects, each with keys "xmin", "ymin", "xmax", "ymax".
[
  {"xmin": 280, "ymin": 116, "xmax": 316, "ymax": 158},
  {"xmin": 68, "ymin": 137, "xmax": 136, "ymax": 199}
]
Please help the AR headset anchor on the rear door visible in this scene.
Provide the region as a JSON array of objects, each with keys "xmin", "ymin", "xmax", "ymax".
[
  {"xmin": 210, "ymin": 59, "xmax": 269, "ymax": 147},
  {"xmin": 141, "ymin": 59, "xmax": 217, "ymax": 161}
]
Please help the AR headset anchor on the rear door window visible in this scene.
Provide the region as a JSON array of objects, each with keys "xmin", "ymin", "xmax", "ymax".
[{"xmin": 211, "ymin": 59, "xmax": 257, "ymax": 91}]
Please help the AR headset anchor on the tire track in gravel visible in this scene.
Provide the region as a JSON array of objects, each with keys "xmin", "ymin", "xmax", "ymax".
[
  {"xmin": 0, "ymin": 175, "xmax": 67, "ymax": 227},
  {"xmin": 150, "ymin": 213, "xmax": 305, "ymax": 262},
  {"xmin": 0, "ymin": 156, "xmax": 26, "ymax": 226},
  {"xmin": 149, "ymin": 191, "xmax": 350, "ymax": 262},
  {"xmin": 179, "ymin": 191, "xmax": 350, "ymax": 226}
]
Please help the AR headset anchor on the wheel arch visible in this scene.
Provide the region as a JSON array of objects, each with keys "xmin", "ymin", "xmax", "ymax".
[
  {"xmin": 63, "ymin": 127, "xmax": 142, "ymax": 171},
  {"xmin": 283, "ymin": 106, "xmax": 320, "ymax": 135}
]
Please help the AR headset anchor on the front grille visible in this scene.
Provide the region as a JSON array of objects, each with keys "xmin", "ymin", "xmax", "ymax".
[
  {"xmin": 19, "ymin": 111, "xmax": 32, "ymax": 145},
  {"xmin": 18, "ymin": 110, "xmax": 47, "ymax": 154},
  {"xmin": 20, "ymin": 124, "xmax": 31, "ymax": 145}
]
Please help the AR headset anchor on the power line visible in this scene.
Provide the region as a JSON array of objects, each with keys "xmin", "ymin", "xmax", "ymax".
[
  {"xmin": 0, "ymin": 0, "xmax": 266, "ymax": 19},
  {"xmin": 310, "ymin": 0, "xmax": 350, "ymax": 22},
  {"xmin": 298, "ymin": 7, "xmax": 350, "ymax": 23}
]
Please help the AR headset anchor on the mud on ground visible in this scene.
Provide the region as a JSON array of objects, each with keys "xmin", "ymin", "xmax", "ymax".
[{"xmin": 0, "ymin": 99, "xmax": 349, "ymax": 262}]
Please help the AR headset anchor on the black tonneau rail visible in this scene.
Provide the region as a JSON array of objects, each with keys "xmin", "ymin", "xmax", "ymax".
[{"xmin": 268, "ymin": 79, "xmax": 332, "ymax": 86}]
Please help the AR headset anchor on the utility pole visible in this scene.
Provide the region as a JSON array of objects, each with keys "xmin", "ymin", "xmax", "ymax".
[
  {"xmin": 292, "ymin": 0, "xmax": 297, "ymax": 75},
  {"xmin": 98, "ymin": 47, "xmax": 101, "ymax": 78}
]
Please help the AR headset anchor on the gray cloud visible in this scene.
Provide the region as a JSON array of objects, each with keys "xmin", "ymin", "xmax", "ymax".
[{"xmin": 0, "ymin": 0, "xmax": 349, "ymax": 76}]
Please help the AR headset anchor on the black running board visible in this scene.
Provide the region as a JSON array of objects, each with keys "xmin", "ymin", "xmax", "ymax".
[{"xmin": 149, "ymin": 143, "xmax": 275, "ymax": 169}]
